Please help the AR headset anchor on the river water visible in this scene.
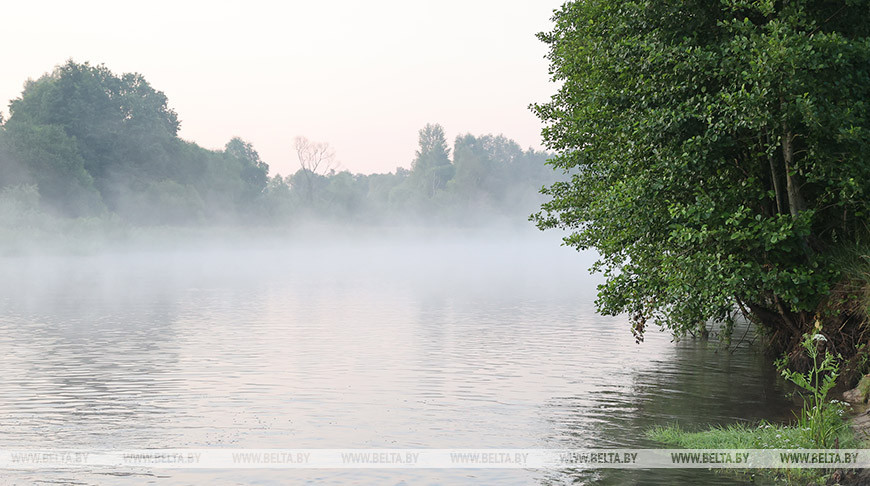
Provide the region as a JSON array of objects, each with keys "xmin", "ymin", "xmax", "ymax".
[{"xmin": 0, "ymin": 230, "xmax": 795, "ymax": 484}]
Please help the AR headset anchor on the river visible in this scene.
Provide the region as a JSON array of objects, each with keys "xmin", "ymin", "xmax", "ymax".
[{"xmin": 0, "ymin": 229, "xmax": 795, "ymax": 484}]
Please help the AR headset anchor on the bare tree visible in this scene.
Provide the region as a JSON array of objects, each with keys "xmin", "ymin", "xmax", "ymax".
[{"xmin": 294, "ymin": 136, "xmax": 338, "ymax": 203}]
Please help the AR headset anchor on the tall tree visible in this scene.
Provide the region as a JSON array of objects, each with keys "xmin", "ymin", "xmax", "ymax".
[
  {"xmin": 2, "ymin": 121, "xmax": 102, "ymax": 216},
  {"xmin": 226, "ymin": 137, "xmax": 270, "ymax": 202},
  {"xmin": 293, "ymin": 136, "xmax": 337, "ymax": 204},
  {"xmin": 411, "ymin": 123, "xmax": 454, "ymax": 196},
  {"xmin": 533, "ymin": 1, "xmax": 870, "ymax": 350},
  {"xmin": 0, "ymin": 124, "xmax": 31, "ymax": 190},
  {"xmin": 4, "ymin": 61, "xmax": 281, "ymax": 224},
  {"xmin": 7, "ymin": 60, "xmax": 180, "ymax": 209}
]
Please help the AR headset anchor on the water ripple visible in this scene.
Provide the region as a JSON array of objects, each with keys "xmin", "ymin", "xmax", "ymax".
[{"xmin": 0, "ymin": 237, "xmax": 793, "ymax": 485}]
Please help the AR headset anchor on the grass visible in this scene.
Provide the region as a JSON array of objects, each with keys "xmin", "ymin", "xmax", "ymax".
[
  {"xmin": 647, "ymin": 331, "xmax": 862, "ymax": 484},
  {"xmin": 647, "ymin": 420, "xmax": 854, "ymax": 450},
  {"xmin": 830, "ymin": 239, "xmax": 870, "ymax": 319},
  {"xmin": 647, "ymin": 418, "xmax": 858, "ymax": 483}
]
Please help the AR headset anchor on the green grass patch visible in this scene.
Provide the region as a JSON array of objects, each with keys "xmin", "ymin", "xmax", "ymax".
[
  {"xmin": 648, "ymin": 419, "xmax": 857, "ymax": 450},
  {"xmin": 647, "ymin": 419, "xmax": 858, "ymax": 483},
  {"xmin": 647, "ymin": 330, "xmax": 862, "ymax": 483}
]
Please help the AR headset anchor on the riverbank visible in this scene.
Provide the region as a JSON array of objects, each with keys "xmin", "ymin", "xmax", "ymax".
[
  {"xmin": 648, "ymin": 331, "xmax": 870, "ymax": 484},
  {"xmin": 831, "ymin": 381, "xmax": 870, "ymax": 485}
]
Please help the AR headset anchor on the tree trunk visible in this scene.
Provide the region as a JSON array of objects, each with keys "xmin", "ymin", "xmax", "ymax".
[
  {"xmin": 782, "ymin": 127, "xmax": 805, "ymax": 219},
  {"xmin": 767, "ymin": 132, "xmax": 784, "ymax": 215}
]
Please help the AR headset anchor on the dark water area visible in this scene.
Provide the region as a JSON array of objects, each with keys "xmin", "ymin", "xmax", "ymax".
[{"xmin": 0, "ymin": 231, "xmax": 795, "ymax": 484}]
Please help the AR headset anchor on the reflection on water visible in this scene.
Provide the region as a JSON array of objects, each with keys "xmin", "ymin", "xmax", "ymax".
[{"xmin": 0, "ymin": 232, "xmax": 794, "ymax": 484}]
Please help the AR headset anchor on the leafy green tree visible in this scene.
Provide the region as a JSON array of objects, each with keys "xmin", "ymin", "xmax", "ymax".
[
  {"xmin": 533, "ymin": 1, "xmax": 870, "ymax": 349},
  {"xmin": 225, "ymin": 137, "xmax": 270, "ymax": 202},
  {"xmin": 191, "ymin": 145, "xmax": 259, "ymax": 221},
  {"xmin": 7, "ymin": 61, "xmax": 180, "ymax": 211},
  {"xmin": 9, "ymin": 61, "xmax": 178, "ymax": 180},
  {"xmin": 324, "ymin": 170, "xmax": 366, "ymax": 218},
  {"xmin": 0, "ymin": 184, "xmax": 41, "ymax": 220},
  {"xmin": 2, "ymin": 120, "xmax": 102, "ymax": 216},
  {"xmin": 364, "ymin": 171, "xmax": 404, "ymax": 217},
  {"xmin": 0, "ymin": 127, "xmax": 31, "ymax": 190},
  {"xmin": 451, "ymin": 134, "xmax": 556, "ymax": 220},
  {"xmin": 116, "ymin": 179, "xmax": 205, "ymax": 225},
  {"xmin": 3, "ymin": 61, "xmax": 283, "ymax": 225},
  {"xmin": 262, "ymin": 174, "xmax": 294, "ymax": 221},
  {"xmin": 451, "ymin": 134, "xmax": 497, "ymax": 200},
  {"xmin": 411, "ymin": 123, "xmax": 454, "ymax": 196}
]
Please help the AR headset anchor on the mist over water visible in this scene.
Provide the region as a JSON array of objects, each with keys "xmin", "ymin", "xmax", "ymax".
[{"xmin": 0, "ymin": 228, "xmax": 794, "ymax": 484}]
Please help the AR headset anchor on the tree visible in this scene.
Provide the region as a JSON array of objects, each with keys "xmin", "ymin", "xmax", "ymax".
[
  {"xmin": 411, "ymin": 123, "xmax": 454, "ymax": 196},
  {"xmin": 226, "ymin": 137, "xmax": 269, "ymax": 202},
  {"xmin": 2, "ymin": 61, "xmax": 283, "ymax": 224},
  {"xmin": 533, "ymin": 1, "xmax": 870, "ymax": 352},
  {"xmin": 7, "ymin": 60, "xmax": 181, "ymax": 210},
  {"xmin": 452, "ymin": 134, "xmax": 555, "ymax": 217},
  {"xmin": 3, "ymin": 120, "xmax": 102, "ymax": 216},
  {"xmin": 0, "ymin": 126, "xmax": 31, "ymax": 190},
  {"xmin": 294, "ymin": 136, "xmax": 338, "ymax": 204}
]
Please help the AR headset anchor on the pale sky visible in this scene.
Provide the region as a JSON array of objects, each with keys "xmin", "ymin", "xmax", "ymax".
[{"xmin": 1, "ymin": 1, "xmax": 564, "ymax": 176}]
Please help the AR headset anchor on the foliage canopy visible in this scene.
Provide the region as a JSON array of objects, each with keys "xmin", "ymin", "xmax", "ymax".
[
  {"xmin": 533, "ymin": 0, "xmax": 870, "ymax": 347},
  {"xmin": 0, "ymin": 61, "xmax": 556, "ymax": 228}
]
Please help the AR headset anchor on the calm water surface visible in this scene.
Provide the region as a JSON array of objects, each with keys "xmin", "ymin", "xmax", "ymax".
[{"xmin": 0, "ymin": 231, "xmax": 795, "ymax": 484}]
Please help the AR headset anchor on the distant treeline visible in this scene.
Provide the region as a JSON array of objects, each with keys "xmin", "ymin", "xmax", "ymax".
[{"xmin": 0, "ymin": 61, "xmax": 556, "ymax": 228}]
